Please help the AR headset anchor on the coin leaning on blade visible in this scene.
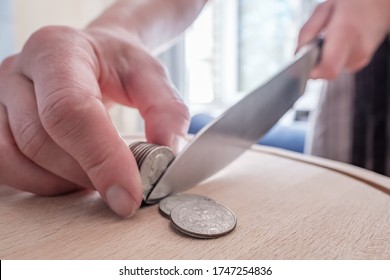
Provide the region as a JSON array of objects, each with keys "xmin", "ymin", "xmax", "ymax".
[
  {"xmin": 129, "ymin": 142, "xmax": 175, "ymax": 201},
  {"xmin": 170, "ymin": 199, "xmax": 237, "ymax": 239},
  {"xmin": 129, "ymin": 142, "xmax": 237, "ymax": 238},
  {"xmin": 159, "ymin": 193, "xmax": 215, "ymax": 218}
]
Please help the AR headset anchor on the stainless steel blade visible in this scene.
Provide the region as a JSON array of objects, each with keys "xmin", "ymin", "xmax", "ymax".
[{"xmin": 145, "ymin": 40, "xmax": 321, "ymax": 204}]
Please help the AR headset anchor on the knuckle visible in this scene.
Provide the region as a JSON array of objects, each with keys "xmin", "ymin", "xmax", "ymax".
[
  {"xmin": 357, "ymin": 43, "xmax": 374, "ymax": 64},
  {"xmin": 340, "ymin": 20, "xmax": 360, "ymax": 41},
  {"xmin": 27, "ymin": 26, "xmax": 76, "ymax": 46},
  {"xmin": 14, "ymin": 119, "xmax": 46, "ymax": 160},
  {"xmin": 332, "ymin": 11, "xmax": 353, "ymax": 31},
  {"xmin": 318, "ymin": 62, "xmax": 339, "ymax": 80},
  {"xmin": 81, "ymin": 148, "xmax": 113, "ymax": 177},
  {"xmin": 24, "ymin": 26, "xmax": 84, "ymax": 65},
  {"xmin": 170, "ymin": 99, "xmax": 190, "ymax": 122},
  {"xmin": 39, "ymin": 90, "xmax": 94, "ymax": 139},
  {"xmin": 0, "ymin": 55, "xmax": 18, "ymax": 73}
]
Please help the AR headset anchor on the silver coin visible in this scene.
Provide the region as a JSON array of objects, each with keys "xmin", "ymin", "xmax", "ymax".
[
  {"xmin": 159, "ymin": 193, "xmax": 215, "ymax": 218},
  {"xmin": 128, "ymin": 141, "xmax": 144, "ymax": 153},
  {"xmin": 137, "ymin": 144, "xmax": 157, "ymax": 168},
  {"xmin": 170, "ymin": 199, "xmax": 237, "ymax": 239},
  {"xmin": 133, "ymin": 142, "xmax": 150, "ymax": 157},
  {"xmin": 129, "ymin": 142, "xmax": 145, "ymax": 163},
  {"xmin": 138, "ymin": 146, "xmax": 175, "ymax": 200},
  {"xmin": 129, "ymin": 142, "xmax": 175, "ymax": 201},
  {"xmin": 134, "ymin": 144, "xmax": 153, "ymax": 168}
]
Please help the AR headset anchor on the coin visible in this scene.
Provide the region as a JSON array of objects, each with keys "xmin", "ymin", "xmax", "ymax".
[
  {"xmin": 170, "ymin": 199, "xmax": 237, "ymax": 239},
  {"xmin": 129, "ymin": 142, "xmax": 175, "ymax": 201},
  {"xmin": 159, "ymin": 193, "xmax": 215, "ymax": 218},
  {"xmin": 139, "ymin": 147, "xmax": 175, "ymax": 200},
  {"xmin": 129, "ymin": 142, "xmax": 237, "ymax": 239}
]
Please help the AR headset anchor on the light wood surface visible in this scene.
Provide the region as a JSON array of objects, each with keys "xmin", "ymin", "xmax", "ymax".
[{"xmin": 1, "ymin": 137, "xmax": 390, "ymax": 259}]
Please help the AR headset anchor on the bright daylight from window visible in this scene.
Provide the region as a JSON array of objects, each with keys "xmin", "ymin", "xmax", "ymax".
[{"xmin": 182, "ymin": 0, "xmax": 322, "ymax": 119}]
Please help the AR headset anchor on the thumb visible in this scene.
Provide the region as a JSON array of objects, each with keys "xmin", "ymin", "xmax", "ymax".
[{"xmin": 21, "ymin": 26, "xmax": 143, "ymax": 217}]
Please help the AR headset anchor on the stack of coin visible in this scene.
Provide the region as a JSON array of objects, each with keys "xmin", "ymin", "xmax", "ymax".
[
  {"xmin": 159, "ymin": 193, "xmax": 237, "ymax": 239},
  {"xmin": 129, "ymin": 142, "xmax": 175, "ymax": 201}
]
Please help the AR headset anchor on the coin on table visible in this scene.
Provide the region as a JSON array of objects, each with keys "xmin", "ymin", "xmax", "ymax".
[
  {"xmin": 159, "ymin": 193, "xmax": 215, "ymax": 218},
  {"xmin": 170, "ymin": 199, "xmax": 237, "ymax": 239}
]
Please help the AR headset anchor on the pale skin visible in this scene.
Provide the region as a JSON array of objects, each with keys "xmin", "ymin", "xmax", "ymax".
[
  {"xmin": 0, "ymin": 0, "xmax": 208, "ymax": 218},
  {"xmin": 298, "ymin": 0, "xmax": 390, "ymax": 79},
  {"xmin": 1, "ymin": 0, "xmax": 389, "ymax": 218}
]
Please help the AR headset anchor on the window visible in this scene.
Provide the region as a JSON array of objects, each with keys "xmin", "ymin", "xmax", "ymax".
[
  {"xmin": 0, "ymin": 0, "xmax": 14, "ymax": 61},
  {"xmin": 178, "ymin": 0, "xmax": 322, "ymax": 120},
  {"xmin": 115, "ymin": 0, "xmax": 322, "ymax": 133}
]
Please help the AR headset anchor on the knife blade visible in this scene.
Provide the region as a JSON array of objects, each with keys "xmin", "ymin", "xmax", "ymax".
[{"xmin": 145, "ymin": 39, "xmax": 322, "ymax": 204}]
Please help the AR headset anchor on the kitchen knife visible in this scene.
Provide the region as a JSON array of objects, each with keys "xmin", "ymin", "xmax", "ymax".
[{"xmin": 145, "ymin": 39, "xmax": 322, "ymax": 204}]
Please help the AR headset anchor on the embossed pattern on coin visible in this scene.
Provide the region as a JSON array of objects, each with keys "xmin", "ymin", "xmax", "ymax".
[
  {"xmin": 129, "ymin": 142, "xmax": 175, "ymax": 201},
  {"xmin": 170, "ymin": 199, "xmax": 237, "ymax": 239},
  {"xmin": 159, "ymin": 193, "xmax": 215, "ymax": 218}
]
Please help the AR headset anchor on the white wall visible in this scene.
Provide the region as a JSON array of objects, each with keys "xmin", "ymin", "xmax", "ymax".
[
  {"xmin": 12, "ymin": 0, "xmax": 115, "ymax": 50},
  {"xmin": 10, "ymin": 0, "xmax": 143, "ymax": 135}
]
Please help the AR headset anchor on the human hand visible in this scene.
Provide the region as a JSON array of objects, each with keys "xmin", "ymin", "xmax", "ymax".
[
  {"xmin": 297, "ymin": 0, "xmax": 390, "ymax": 79},
  {"xmin": 0, "ymin": 26, "xmax": 189, "ymax": 217}
]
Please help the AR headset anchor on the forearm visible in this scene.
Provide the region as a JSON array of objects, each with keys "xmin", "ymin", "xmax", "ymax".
[{"xmin": 88, "ymin": 0, "xmax": 208, "ymax": 53}]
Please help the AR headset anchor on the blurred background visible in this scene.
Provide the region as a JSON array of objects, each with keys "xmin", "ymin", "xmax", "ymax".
[{"xmin": 0, "ymin": 0, "xmax": 323, "ymax": 153}]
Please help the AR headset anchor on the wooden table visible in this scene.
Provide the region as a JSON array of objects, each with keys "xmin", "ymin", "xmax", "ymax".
[{"xmin": 1, "ymin": 137, "xmax": 390, "ymax": 259}]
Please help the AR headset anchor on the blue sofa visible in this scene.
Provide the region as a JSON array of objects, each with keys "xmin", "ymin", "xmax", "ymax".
[{"xmin": 188, "ymin": 113, "xmax": 307, "ymax": 153}]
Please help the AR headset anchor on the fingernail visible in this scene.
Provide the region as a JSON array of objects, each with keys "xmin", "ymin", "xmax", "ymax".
[
  {"xmin": 106, "ymin": 185, "xmax": 139, "ymax": 218},
  {"xmin": 172, "ymin": 136, "xmax": 187, "ymax": 154}
]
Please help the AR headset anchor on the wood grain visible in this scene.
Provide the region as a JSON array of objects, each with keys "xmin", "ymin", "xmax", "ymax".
[{"xmin": 1, "ymin": 141, "xmax": 390, "ymax": 259}]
